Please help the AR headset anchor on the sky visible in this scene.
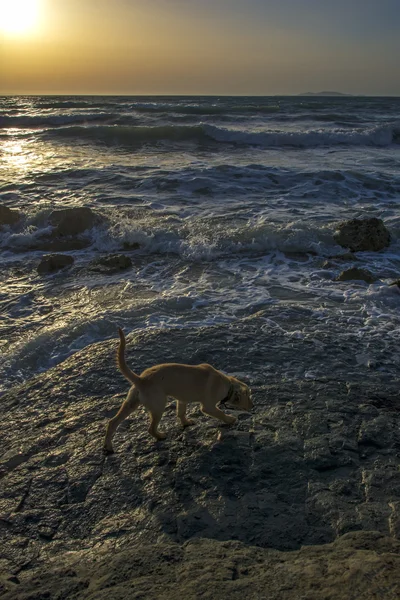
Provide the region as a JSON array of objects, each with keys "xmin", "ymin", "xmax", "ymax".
[{"xmin": 0, "ymin": 0, "xmax": 399, "ymax": 95}]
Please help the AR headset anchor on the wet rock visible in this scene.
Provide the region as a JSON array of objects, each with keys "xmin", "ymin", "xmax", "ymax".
[
  {"xmin": 322, "ymin": 253, "xmax": 358, "ymax": 269},
  {"xmin": 37, "ymin": 254, "xmax": 74, "ymax": 274},
  {"xmin": 0, "ymin": 206, "xmax": 21, "ymax": 228},
  {"xmin": 24, "ymin": 208, "xmax": 102, "ymax": 252},
  {"xmin": 122, "ymin": 241, "xmax": 141, "ymax": 250},
  {"xmin": 49, "ymin": 207, "xmax": 101, "ymax": 237},
  {"xmin": 390, "ymin": 280, "xmax": 400, "ymax": 288},
  {"xmin": 334, "ymin": 217, "xmax": 391, "ymax": 252},
  {"xmin": 90, "ymin": 254, "xmax": 133, "ymax": 274},
  {"xmin": 336, "ymin": 267, "xmax": 376, "ymax": 283},
  {"xmin": 0, "ymin": 321, "xmax": 399, "ymax": 596},
  {"xmin": 328, "ymin": 252, "xmax": 358, "ymax": 261}
]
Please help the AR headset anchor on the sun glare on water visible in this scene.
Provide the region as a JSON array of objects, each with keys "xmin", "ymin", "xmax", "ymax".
[{"xmin": 0, "ymin": 0, "xmax": 41, "ymax": 37}]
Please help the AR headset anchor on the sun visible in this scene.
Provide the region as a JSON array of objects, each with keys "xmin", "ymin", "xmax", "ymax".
[{"xmin": 0, "ymin": 0, "xmax": 41, "ymax": 37}]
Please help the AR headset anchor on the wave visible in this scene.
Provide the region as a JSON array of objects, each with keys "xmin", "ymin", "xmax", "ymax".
[
  {"xmin": 38, "ymin": 121, "xmax": 400, "ymax": 149},
  {"xmin": 0, "ymin": 208, "xmax": 340, "ymax": 259},
  {"xmin": 204, "ymin": 122, "xmax": 400, "ymax": 148},
  {"xmin": 127, "ymin": 102, "xmax": 280, "ymax": 115},
  {"xmin": 41, "ymin": 124, "xmax": 210, "ymax": 146},
  {"xmin": 0, "ymin": 113, "xmax": 114, "ymax": 129}
]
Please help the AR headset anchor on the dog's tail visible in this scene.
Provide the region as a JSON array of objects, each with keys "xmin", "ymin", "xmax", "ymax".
[{"xmin": 117, "ymin": 328, "xmax": 143, "ymax": 388}]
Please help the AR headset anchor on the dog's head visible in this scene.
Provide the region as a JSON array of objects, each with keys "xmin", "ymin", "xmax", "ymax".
[{"xmin": 226, "ymin": 377, "xmax": 253, "ymax": 411}]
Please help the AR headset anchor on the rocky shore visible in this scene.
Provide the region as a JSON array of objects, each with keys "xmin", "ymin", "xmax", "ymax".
[{"xmin": 1, "ymin": 319, "xmax": 400, "ymax": 598}]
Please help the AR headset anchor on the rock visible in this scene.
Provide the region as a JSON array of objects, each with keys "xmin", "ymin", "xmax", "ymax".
[
  {"xmin": 333, "ymin": 217, "xmax": 391, "ymax": 252},
  {"xmin": 123, "ymin": 241, "xmax": 141, "ymax": 250},
  {"xmin": 328, "ymin": 252, "xmax": 358, "ymax": 261},
  {"xmin": 37, "ymin": 254, "xmax": 74, "ymax": 275},
  {"xmin": 390, "ymin": 280, "xmax": 400, "ymax": 288},
  {"xmin": 1, "ymin": 533, "xmax": 400, "ymax": 600},
  {"xmin": 90, "ymin": 254, "xmax": 133, "ymax": 274},
  {"xmin": 48, "ymin": 207, "xmax": 100, "ymax": 237},
  {"xmin": 1, "ymin": 321, "xmax": 400, "ymax": 596},
  {"xmin": 24, "ymin": 208, "xmax": 102, "ymax": 252},
  {"xmin": 336, "ymin": 267, "xmax": 376, "ymax": 283},
  {"xmin": 0, "ymin": 205, "xmax": 21, "ymax": 228}
]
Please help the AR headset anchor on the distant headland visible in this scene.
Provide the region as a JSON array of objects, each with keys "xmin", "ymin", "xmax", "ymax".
[{"xmin": 298, "ymin": 91, "xmax": 352, "ymax": 97}]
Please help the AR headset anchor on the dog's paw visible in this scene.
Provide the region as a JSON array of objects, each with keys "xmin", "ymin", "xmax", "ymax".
[
  {"xmin": 155, "ymin": 431, "xmax": 167, "ymax": 440},
  {"xmin": 227, "ymin": 416, "xmax": 237, "ymax": 425},
  {"xmin": 103, "ymin": 446, "xmax": 114, "ymax": 455}
]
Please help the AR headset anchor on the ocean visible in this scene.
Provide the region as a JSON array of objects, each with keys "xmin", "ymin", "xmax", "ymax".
[{"xmin": 1, "ymin": 95, "xmax": 400, "ymax": 394}]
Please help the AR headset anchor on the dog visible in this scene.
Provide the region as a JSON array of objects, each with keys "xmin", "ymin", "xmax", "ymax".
[{"xmin": 103, "ymin": 328, "xmax": 252, "ymax": 453}]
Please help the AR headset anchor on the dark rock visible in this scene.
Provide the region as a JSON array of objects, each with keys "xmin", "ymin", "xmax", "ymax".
[
  {"xmin": 333, "ymin": 217, "xmax": 391, "ymax": 252},
  {"xmin": 0, "ymin": 206, "xmax": 21, "ymax": 228},
  {"xmin": 122, "ymin": 241, "xmax": 141, "ymax": 250},
  {"xmin": 328, "ymin": 252, "xmax": 358, "ymax": 261},
  {"xmin": 48, "ymin": 207, "xmax": 100, "ymax": 237},
  {"xmin": 90, "ymin": 254, "xmax": 133, "ymax": 274},
  {"xmin": 336, "ymin": 267, "xmax": 376, "ymax": 283},
  {"xmin": 1, "ymin": 321, "xmax": 400, "ymax": 597},
  {"xmin": 37, "ymin": 254, "xmax": 74, "ymax": 275},
  {"xmin": 389, "ymin": 280, "xmax": 400, "ymax": 288}
]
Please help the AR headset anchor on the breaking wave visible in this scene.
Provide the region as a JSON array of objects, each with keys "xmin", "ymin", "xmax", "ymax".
[{"xmin": 37, "ymin": 122, "xmax": 400, "ymax": 149}]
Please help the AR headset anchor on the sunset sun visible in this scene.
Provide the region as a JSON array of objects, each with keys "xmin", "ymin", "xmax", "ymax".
[{"xmin": 0, "ymin": 0, "xmax": 41, "ymax": 36}]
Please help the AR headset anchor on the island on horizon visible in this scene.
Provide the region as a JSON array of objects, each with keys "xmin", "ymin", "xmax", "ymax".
[{"xmin": 298, "ymin": 91, "xmax": 352, "ymax": 97}]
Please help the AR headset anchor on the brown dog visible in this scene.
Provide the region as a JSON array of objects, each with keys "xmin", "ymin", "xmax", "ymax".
[{"xmin": 103, "ymin": 328, "xmax": 252, "ymax": 453}]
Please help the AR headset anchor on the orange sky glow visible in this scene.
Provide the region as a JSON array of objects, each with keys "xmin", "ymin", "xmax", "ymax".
[{"xmin": 1, "ymin": 0, "xmax": 399, "ymax": 96}]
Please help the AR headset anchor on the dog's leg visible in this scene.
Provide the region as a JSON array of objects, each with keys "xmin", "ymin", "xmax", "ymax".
[
  {"xmin": 103, "ymin": 387, "xmax": 140, "ymax": 454},
  {"xmin": 177, "ymin": 401, "xmax": 195, "ymax": 427},
  {"xmin": 142, "ymin": 392, "xmax": 167, "ymax": 440},
  {"xmin": 201, "ymin": 404, "xmax": 237, "ymax": 425},
  {"xmin": 148, "ymin": 408, "xmax": 167, "ymax": 440}
]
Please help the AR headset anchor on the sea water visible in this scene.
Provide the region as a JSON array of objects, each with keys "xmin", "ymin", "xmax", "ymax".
[{"xmin": 1, "ymin": 95, "xmax": 399, "ymax": 393}]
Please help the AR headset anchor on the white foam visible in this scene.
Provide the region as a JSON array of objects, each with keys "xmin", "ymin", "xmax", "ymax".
[{"xmin": 203, "ymin": 121, "xmax": 400, "ymax": 148}]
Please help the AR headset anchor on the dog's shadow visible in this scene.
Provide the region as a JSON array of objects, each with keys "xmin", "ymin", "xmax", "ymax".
[
  {"xmin": 103, "ymin": 399, "xmax": 309, "ymax": 550},
  {"xmin": 146, "ymin": 416, "xmax": 258, "ymax": 543}
]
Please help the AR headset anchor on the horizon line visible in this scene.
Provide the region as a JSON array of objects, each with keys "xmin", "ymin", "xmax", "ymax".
[{"xmin": 1, "ymin": 92, "xmax": 400, "ymax": 98}]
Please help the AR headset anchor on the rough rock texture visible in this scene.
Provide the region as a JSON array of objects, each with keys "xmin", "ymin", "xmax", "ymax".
[
  {"xmin": 334, "ymin": 218, "xmax": 391, "ymax": 252},
  {"xmin": 1, "ymin": 322, "xmax": 399, "ymax": 598},
  {"xmin": 90, "ymin": 254, "xmax": 133, "ymax": 274},
  {"xmin": 37, "ymin": 254, "xmax": 74, "ymax": 274},
  {"xmin": 336, "ymin": 267, "xmax": 376, "ymax": 284},
  {"xmin": 49, "ymin": 207, "xmax": 101, "ymax": 237},
  {"xmin": 0, "ymin": 206, "xmax": 21, "ymax": 228},
  {"xmin": 1, "ymin": 533, "xmax": 399, "ymax": 599}
]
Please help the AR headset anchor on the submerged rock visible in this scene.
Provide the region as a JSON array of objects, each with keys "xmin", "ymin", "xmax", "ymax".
[
  {"xmin": 0, "ymin": 205, "xmax": 21, "ymax": 228},
  {"xmin": 327, "ymin": 252, "xmax": 358, "ymax": 261},
  {"xmin": 122, "ymin": 241, "xmax": 141, "ymax": 250},
  {"xmin": 336, "ymin": 267, "xmax": 376, "ymax": 283},
  {"xmin": 334, "ymin": 217, "xmax": 391, "ymax": 252},
  {"xmin": 37, "ymin": 254, "xmax": 74, "ymax": 274},
  {"xmin": 90, "ymin": 253, "xmax": 133, "ymax": 274}
]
